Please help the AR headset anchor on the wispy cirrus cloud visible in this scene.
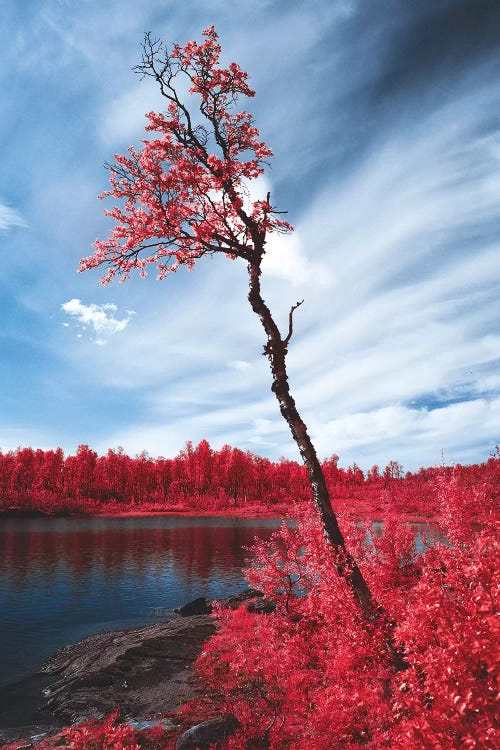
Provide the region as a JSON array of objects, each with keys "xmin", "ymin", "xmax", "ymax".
[
  {"xmin": 0, "ymin": 202, "xmax": 26, "ymax": 231},
  {"xmin": 89, "ymin": 57, "xmax": 500, "ymax": 468},
  {"xmin": 1, "ymin": 0, "xmax": 499, "ymax": 470},
  {"xmin": 310, "ymin": 398, "xmax": 500, "ymax": 470}
]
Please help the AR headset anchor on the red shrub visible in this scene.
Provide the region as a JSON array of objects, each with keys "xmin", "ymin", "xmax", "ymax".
[{"xmin": 193, "ymin": 481, "xmax": 498, "ymax": 748}]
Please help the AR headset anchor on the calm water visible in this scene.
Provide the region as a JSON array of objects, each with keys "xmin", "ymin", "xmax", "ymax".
[
  {"xmin": 369, "ymin": 520, "xmax": 444, "ymax": 552},
  {"xmin": 0, "ymin": 516, "xmax": 285, "ymax": 688}
]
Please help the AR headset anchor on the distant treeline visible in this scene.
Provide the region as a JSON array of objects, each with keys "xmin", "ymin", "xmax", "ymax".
[{"xmin": 0, "ymin": 440, "xmax": 498, "ymax": 518}]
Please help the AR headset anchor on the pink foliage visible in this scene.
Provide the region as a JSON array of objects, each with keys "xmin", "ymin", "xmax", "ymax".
[
  {"xmin": 194, "ymin": 484, "xmax": 498, "ymax": 749},
  {"xmin": 0, "ymin": 712, "xmax": 174, "ymax": 750},
  {"xmin": 79, "ymin": 26, "xmax": 291, "ymax": 285},
  {"xmin": 1, "ymin": 441, "xmax": 499, "ymax": 521}
]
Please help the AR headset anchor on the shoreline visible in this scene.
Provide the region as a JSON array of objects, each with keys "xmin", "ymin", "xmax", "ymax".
[
  {"xmin": 0, "ymin": 505, "xmax": 437, "ymax": 524},
  {"xmin": 94, "ymin": 506, "xmax": 293, "ymax": 519},
  {"xmin": 0, "ymin": 505, "xmax": 293, "ymax": 520},
  {"xmin": 0, "ymin": 590, "xmax": 265, "ymax": 747},
  {"xmin": 0, "ymin": 616, "xmax": 207, "ymax": 745}
]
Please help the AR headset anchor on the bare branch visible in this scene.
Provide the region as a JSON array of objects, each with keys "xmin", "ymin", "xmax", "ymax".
[{"xmin": 283, "ymin": 299, "xmax": 304, "ymax": 347}]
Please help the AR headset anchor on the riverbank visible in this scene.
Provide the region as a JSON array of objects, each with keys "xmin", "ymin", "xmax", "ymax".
[
  {"xmin": 0, "ymin": 504, "xmax": 438, "ymax": 524},
  {"xmin": 0, "ymin": 590, "xmax": 266, "ymax": 746},
  {"xmin": 94, "ymin": 504, "xmax": 294, "ymax": 519},
  {"xmin": 0, "ymin": 504, "xmax": 293, "ymax": 520}
]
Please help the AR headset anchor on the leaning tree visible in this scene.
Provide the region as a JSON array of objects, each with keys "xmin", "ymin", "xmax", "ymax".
[{"xmin": 81, "ymin": 26, "xmax": 376, "ymax": 617}]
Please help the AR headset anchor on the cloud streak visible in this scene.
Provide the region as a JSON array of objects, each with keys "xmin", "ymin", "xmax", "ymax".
[
  {"xmin": 0, "ymin": 0, "xmax": 499, "ymax": 470},
  {"xmin": 0, "ymin": 202, "xmax": 26, "ymax": 231}
]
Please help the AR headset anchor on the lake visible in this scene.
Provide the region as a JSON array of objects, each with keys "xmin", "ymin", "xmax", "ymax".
[
  {"xmin": 0, "ymin": 515, "xmax": 286, "ymax": 689},
  {"xmin": 0, "ymin": 514, "xmax": 443, "ymax": 694}
]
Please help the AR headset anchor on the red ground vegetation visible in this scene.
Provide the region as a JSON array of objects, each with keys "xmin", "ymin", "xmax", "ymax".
[
  {"xmin": 1, "ymin": 440, "xmax": 498, "ymax": 748},
  {"xmin": 1, "ymin": 464, "xmax": 496, "ymax": 749},
  {"xmin": 0, "ymin": 713, "xmax": 176, "ymax": 750},
  {"xmin": 190, "ymin": 477, "xmax": 498, "ymax": 749}
]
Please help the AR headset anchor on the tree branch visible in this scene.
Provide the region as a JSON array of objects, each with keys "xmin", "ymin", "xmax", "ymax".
[{"xmin": 283, "ymin": 299, "xmax": 304, "ymax": 347}]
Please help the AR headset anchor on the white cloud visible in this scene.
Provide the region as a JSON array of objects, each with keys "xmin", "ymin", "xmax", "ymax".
[
  {"xmin": 0, "ymin": 425, "xmax": 58, "ymax": 454},
  {"xmin": 61, "ymin": 298, "xmax": 134, "ymax": 341},
  {"xmin": 241, "ymin": 175, "xmax": 335, "ymax": 287},
  {"xmin": 94, "ymin": 396, "xmax": 289, "ymax": 460},
  {"xmin": 0, "ymin": 202, "xmax": 26, "ymax": 231},
  {"xmin": 228, "ymin": 360, "xmax": 251, "ymax": 371},
  {"xmin": 253, "ymin": 417, "xmax": 274, "ymax": 434},
  {"xmin": 310, "ymin": 399, "xmax": 500, "ymax": 470},
  {"xmin": 263, "ymin": 230, "xmax": 335, "ymax": 287},
  {"xmin": 99, "ymin": 80, "xmax": 166, "ymax": 145}
]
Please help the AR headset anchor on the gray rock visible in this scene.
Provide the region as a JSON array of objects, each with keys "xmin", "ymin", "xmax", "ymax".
[
  {"xmin": 246, "ymin": 598, "xmax": 276, "ymax": 614},
  {"xmin": 127, "ymin": 719, "xmax": 175, "ymax": 730},
  {"xmin": 175, "ymin": 589, "xmax": 266, "ymax": 617},
  {"xmin": 175, "ymin": 597, "xmax": 212, "ymax": 616},
  {"xmin": 175, "ymin": 714, "xmax": 240, "ymax": 749},
  {"xmin": 41, "ymin": 616, "xmax": 216, "ymax": 722}
]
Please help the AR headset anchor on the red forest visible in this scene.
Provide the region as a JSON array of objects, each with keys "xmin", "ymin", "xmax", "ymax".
[{"xmin": 0, "ymin": 439, "xmax": 498, "ymax": 523}]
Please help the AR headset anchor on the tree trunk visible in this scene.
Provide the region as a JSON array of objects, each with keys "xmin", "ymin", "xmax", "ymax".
[{"xmin": 247, "ymin": 260, "xmax": 375, "ymax": 616}]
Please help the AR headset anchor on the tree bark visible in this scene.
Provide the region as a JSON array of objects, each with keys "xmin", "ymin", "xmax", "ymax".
[{"xmin": 247, "ymin": 260, "xmax": 375, "ymax": 616}]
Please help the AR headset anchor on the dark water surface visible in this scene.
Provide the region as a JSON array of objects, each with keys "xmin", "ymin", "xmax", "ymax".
[{"xmin": 0, "ymin": 516, "xmax": 284, "ymax": 688}]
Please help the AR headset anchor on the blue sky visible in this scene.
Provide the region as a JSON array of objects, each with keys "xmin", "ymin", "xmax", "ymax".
[{"xmin": 1, "ymin": 0, "xmax": 499, "ymax": 471}]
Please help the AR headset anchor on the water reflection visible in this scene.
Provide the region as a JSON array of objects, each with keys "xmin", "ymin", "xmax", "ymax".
[
  {"xmin": 369, "ymin": 520, "xmax": 445, "ymax": 551},
  {"xmin": 0, "ymin": 516, "xmax": 283, "ymax": 687},
  {"xmin": 0, "ymin": 515, "xmax": 443, "ymax": 690}
]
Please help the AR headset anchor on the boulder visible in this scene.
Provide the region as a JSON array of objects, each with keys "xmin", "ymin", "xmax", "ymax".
[
  {"xmin": 175, "ymin": 597, "xmax": 212, "ymax": 616},
  {"xmin": 175, "ymin": 714, "xmax": 240, "ymax": 749},
  {"xmin": 217, "ymin": 588, "xmax": 264, "ymax": 609},
  {"xmin": 175, "ymin": 589, "xmax": 273, "ymax": 617},
  {"xmin": 246, "ymin": 598, "xmax": 276, "ymax": 614}
]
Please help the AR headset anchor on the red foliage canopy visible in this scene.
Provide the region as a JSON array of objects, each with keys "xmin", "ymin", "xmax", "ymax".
[{"xmin": 79, "ymin": 26, "xmax": 291, "ymax": 284}]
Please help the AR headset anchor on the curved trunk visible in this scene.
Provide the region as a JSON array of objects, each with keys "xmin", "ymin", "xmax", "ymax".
[{"xmin": 247, "ymin": 260, "xmax": 375, "ymax": 616}]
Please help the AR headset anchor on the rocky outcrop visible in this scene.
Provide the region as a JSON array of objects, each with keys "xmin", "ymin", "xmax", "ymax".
[
  {"xmin": 175, "ymin": 588, "xmax": 268, "ymax": 617},
  {"xmin": 175, "ymin": 597, "xmax": 212, "ymax": 616},
  {"xmin": 0, "ymin": 589, "xmax": 275, "ymax": 744},
  {"xmin": 41, "ymin": 616, "xmax": 216, "ymax": 724},
  {"xmin": 39, "ymin": 589, "xmax": 272, "ymax": 725}
]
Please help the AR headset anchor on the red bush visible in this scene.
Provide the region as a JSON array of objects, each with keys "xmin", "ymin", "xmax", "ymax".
[
  {"xmin": 0, "ymin": 712, "xmax": 175, "ymax": 750},
  {"xmin": 193, "ymin": 478, "xmax": 498, "ymax": 748}
]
